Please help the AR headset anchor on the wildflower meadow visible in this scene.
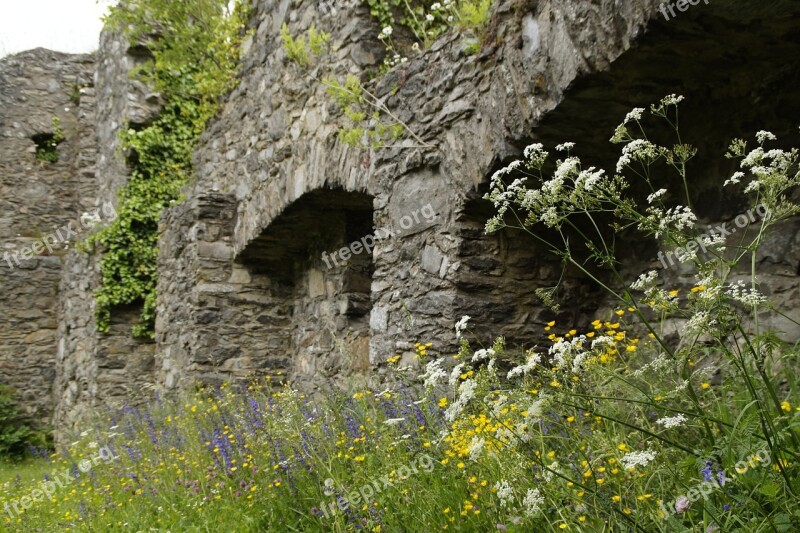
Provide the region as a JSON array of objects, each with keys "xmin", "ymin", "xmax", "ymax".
[{"xmin": 2, "ymin": 96, "xmax": 800, "ymax": 532}]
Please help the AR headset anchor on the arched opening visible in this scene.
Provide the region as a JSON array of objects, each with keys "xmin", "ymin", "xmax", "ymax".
[
  {"xmin": 454, "ymin": 1, "xmax": 800, "ymax": 350},
  {"xmin": 238, "ymin": 188, "xmax": 375, "ymax": 389}
]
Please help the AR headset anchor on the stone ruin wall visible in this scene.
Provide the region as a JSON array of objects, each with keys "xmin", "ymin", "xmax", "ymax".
[
  {"xmin": 0, "ymin": 49, "xmax": 95, "ymax": 426},
  {"xmin": 2, "ymin": 0, "xmax": 800, "ymax": 438},
  {"xmin": 153, "ymin": 0, "xmax": 663, "ymax": 398}
]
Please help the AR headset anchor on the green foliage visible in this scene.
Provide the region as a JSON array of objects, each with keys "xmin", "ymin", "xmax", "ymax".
[
  {"xmin": 324, "ymin": 75, "xmax": 404, "ymax": 148},
  {"xmin": 459, "ymin": 0, "xmax": 492, "ymax": 28},
  {"xmin": 366, "ymin": 0, "xmax": 493, "ymax": 63},
  {"xmin": 87, "ymin": 0, "xmax": 250, "ymax": 338},
  {"xmin": 34, "ymin": 116, "xmax": 64, "ymax": 163},
  {"xmin": 281, "ymin": 23, "xmax": 330, "ymax": 67},
  {"xmin": 0, "ymin": 386, "xmax": 40, "ymax": 457}
]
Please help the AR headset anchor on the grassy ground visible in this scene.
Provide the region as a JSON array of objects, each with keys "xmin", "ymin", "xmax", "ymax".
[{"xmin": 0, "ymin": 317, "xmax": 797, "ymax": 532}]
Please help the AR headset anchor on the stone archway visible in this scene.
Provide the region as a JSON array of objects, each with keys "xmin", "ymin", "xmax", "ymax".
[{"xmin": 238, "ymin": 188, "xmax": 375, "ymax": 390}]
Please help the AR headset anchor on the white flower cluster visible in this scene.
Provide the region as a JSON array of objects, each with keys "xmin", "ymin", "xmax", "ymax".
[
  {"xmin": 507, "ymin": 350, "xmax": 542, "ymax": 379},
  {"xmin": 695, "ymin": 280, "xmax": 723, "ymax": 302},
  {"xmin": 623, "ymin": 107, "xmax": 645, "ymax": 124},
  {"xmin": 525, "ymin": 398, "xmax": 545, "ymax": 421},
  {"xmin": 620, "ymin": 449, "xmax": 657, "ymax": 470},
  {"xmin": 631, "ymin": 351, "xmax": 671, "ymax": 377},
  {"xmin": 698, "ymin": 232, "xmax": 727, "ymax": 253},
  {"xmin": 492, "ymin": 394, "xmax": 508, "ymax": 417},
  {"xmin": 548, "ymin": 335, "xmax": 588, "ymax": 373},
  {"xmin": 523, "ymin": 142, "xmax": 548, "ymax": 164},
  {"xmin": 732, "ymin": 131, "xmax": 799, "ymax": 198},
  {"xmin": 590, "ymin": 335, "xmax": 616, "ymax": 351},
  {"xmin": 651, "ymin": 94, "xmax": 685, "ymax": 116},
  {"xmin": 494, "ymin": 480, "xmax": 514, "ymax": 507},
  {"xmin": 522, "ymin": 488, "xmax": 545, "ymax": 516},
  {"xmin": 495, "ymin": 425, "xmax": 516, "ymax": 445},
  {"xmin": 543, "ymin": 460, "xmax": 558, "ymax": 482},
  {"xmin": 656, "ymin": 413, "xmax": 688, "ymax": 429},
  {"xmin": 686, "ymin": 310, "xmax": 716, "ymax": 336},
  {"xmin": 455, "ymin": 315, "xmax": 470, "ymax": 339},
  {"xmin": 724, "ymin": 171, "xmax": 745, "ymax": 187},
  {"xmin": 643, "ymin": 205, "xmax": 697, "ymax": 239},
  {"xmin": 662, "ymin": 94, "xmax": 684, "ymax": 106},
  {"xmin": 616, "ymin": 139, "xmax": 660, "ymax": 174},
  {"xmin": 444, "ymin": 378, "xmax": 476, "ymax": 422},
  {"xmin": 726, "ymin": 280, "xmax": 767, "ymax": 306},
  {"xmin": 422, "ymin": 358, "xmax": 447, "ymax": 389},
  {"xmin": 630, "ymin": 270, "xmax": 659, "ymax": 292},
  {"xmin": 756, "ymin": 130, "xmax": 777, "ymax": 143},
  {"xmin": 448, "ymin": 363, "xmax": 465, "ymax": 388},
  {"xmin": 575, "ymin": 167, "xmax": 606, "ymax": 192},
  {"xmin": 471, "ymin": 347, "xmax": 495, "ymax": 363},
  {"xmin": 646, "ymin": 188, "xmax": 667, "ymax": 204}
]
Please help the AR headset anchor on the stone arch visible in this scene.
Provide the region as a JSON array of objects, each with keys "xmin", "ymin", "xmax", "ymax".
[
  {"xmin": 237, "ymin": 187, "xmax": 375, "ymax": 389},
  {"xmin": 453, "ymin": 0, "xmax": 800, "ymax": 350}
]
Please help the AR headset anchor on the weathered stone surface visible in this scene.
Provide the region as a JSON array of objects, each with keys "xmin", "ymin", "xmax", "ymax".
[
  {"xmin": 0, "ymin": 48, "xmax": 95, "ymax": 427},
  {"xmin": 153, "ymin": 0, "xmax": 800, "ymax": 394}
]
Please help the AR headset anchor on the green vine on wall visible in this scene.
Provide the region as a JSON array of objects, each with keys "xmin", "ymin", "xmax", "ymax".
[{"xmin": 85, "ymin": 0, "xmax": 251, "ymax": 338}]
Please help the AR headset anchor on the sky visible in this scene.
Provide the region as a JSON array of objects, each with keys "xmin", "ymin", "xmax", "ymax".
[{"xmin": 0, "ymin": 0, "xmax": 114, "ymax": 58}]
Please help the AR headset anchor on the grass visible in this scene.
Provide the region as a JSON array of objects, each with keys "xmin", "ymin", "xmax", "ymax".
[{"xmin": 0, "ymin": 318, "xmax": 797, "ymax": 532}]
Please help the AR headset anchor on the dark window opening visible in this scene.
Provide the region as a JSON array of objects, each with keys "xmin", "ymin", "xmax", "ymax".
[{"xmin": 32, "ymin": 132, "xmax": 62, "ymax": 163}]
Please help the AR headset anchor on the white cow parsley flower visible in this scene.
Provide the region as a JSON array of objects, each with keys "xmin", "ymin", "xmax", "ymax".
[
  {"xmin": 455, "ymin": 315, "xmax": 470, "ymax": 339},
  {"xmin": 507, "ymin": 351, "xmax": 542, "ymax": 379},
  {"xmin": 523, "ymin": 488, "xmax": 545, "ymax": 516},
  {"xmin": 620, "ymin": 449, "xmax": 657, "ymax": 470},
  {"xmin": 646, "ymin": 189, "xmax": 667, "ymax": 204},
  {"xmin": 623, "ymin": 107, "xmax": 645, "ymax": 124},
  {"xmin": 756, "ymin": 130, "xmax": 777, "ymax": 143},
  {"xmin": 656, "ymin": 414, "xmax": 688, "ymax": 429},
  {"xmin": 468, "ymin": 437, "xmax": 485, "ymax": 461},
  {"xmin": 631, "ymin": 270, "xmax": 658, "ymax": 291},
  {"xmin": 472, "ymin": 348, "xmax": 495, "ymax": 363},
  {"xmin": 422, "ymin": 359, "xmax": 447, "ymax": 389},
  {"xmin": 724, "ymin": 171, "xmax": 745, "ymax": 186},
  {"xmin": 726, "ymin": 280, "xmax": 767, "ymax": 306},
  {"xmin": 494, "ymin": 480, "xmax": 514, "ymax": 507}
]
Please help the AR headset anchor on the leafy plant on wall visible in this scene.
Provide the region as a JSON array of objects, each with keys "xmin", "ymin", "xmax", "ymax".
[{"xmin": 84, "ymin": 0, "xmax": 251, "ymax": 338}]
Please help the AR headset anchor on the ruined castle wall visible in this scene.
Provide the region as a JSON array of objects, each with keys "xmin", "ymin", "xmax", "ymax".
[
  {"xmin": 155, "ymin": 0, "xmax": 662, "ymax": 391},
  {"xmin": 0, "ymin": 49, "xmax": 95, "ymax": 425},
  {"xmin": 45, "ymin": 0, "xmax": 800, "ymax": 435}
]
